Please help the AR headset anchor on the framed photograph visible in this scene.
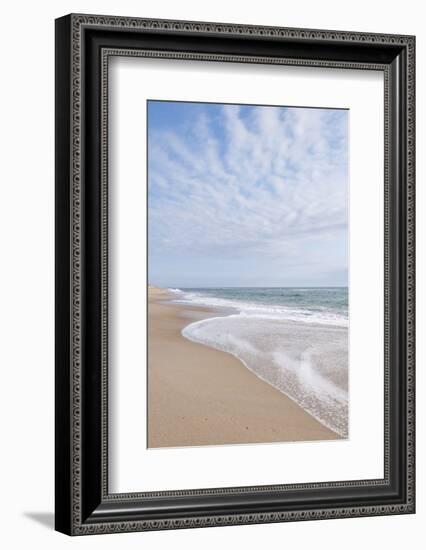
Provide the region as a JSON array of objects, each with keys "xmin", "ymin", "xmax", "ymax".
[{"xmin": 55, "ymin": 14, "xmax": 415, "ymax": 535}]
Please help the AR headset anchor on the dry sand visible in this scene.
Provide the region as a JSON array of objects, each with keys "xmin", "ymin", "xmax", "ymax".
[{"xmin": 147, "ymin": 287, "xmax": 339, "ymax": 448}]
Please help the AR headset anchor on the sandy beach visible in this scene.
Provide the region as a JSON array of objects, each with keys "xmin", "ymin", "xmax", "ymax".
[{"xmin": 147, "ymin": 286, "xmax": 340, "ymax": 448}]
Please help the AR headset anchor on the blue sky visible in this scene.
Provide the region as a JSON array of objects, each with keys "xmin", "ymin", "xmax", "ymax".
[{"xmin": 148, "ymin": 100, "xmax": 348, "ymax": 288}]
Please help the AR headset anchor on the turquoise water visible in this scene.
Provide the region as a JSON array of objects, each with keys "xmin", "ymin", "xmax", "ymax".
[{"xmin": 171, "ymin": 287, "xmax": 348, "ymax": 327}]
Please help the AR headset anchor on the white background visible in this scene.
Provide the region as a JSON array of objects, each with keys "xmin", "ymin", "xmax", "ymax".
[
  {"xmin": 110, "ymin": 58, "xmax": 384, "ymax": 492},
  {"xmin": 0, "ymin": 0, "xmax": 422, "ymax": 548}
]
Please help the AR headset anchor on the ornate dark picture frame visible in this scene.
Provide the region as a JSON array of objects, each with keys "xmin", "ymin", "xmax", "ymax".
[{"xmin": 55, "ymin": 13, "xmax": 415, "ymax": 535}]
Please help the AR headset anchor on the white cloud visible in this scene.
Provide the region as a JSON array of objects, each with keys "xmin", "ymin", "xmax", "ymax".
[{"xmin": 148, "ymin": 104, "xmax": 348, "ymax": 286}]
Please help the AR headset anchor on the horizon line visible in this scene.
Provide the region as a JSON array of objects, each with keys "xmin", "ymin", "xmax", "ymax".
[{"xmin": 149, "ymin": 284, "xmax": 349, "ymax": 289}]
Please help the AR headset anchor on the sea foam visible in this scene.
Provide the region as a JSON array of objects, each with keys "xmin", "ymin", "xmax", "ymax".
[
  {"xmin": 182, "ymin": 314, "xmax": 348, "ymax": 437},
  {"xmin": 172, "ymin": 290, "xmax": 348, "ymax": 327}
]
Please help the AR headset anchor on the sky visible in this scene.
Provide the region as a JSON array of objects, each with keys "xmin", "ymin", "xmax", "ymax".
[{"xmin": 147, "ymin": 100, "xmax": 348, "ymax": 288}]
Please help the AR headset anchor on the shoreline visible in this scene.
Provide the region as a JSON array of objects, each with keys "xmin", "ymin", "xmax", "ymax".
[{"xmin": 147, "ymin": 286, "xmax": 340, "ymax": 448}]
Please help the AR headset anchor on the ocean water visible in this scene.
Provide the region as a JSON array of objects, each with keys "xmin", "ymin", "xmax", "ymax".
[
  {"xmin": 169, "ymin": 287, "xmax": 348, "ymax": 437},
  {"xmin": 170, "ymin": 287, "xmax": 348, "ymax": 326}
]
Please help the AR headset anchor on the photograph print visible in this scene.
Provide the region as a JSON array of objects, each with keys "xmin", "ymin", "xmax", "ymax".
[{"xmin": 147, "ymin": 100, "xmax": 349, "ymax": 449}]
